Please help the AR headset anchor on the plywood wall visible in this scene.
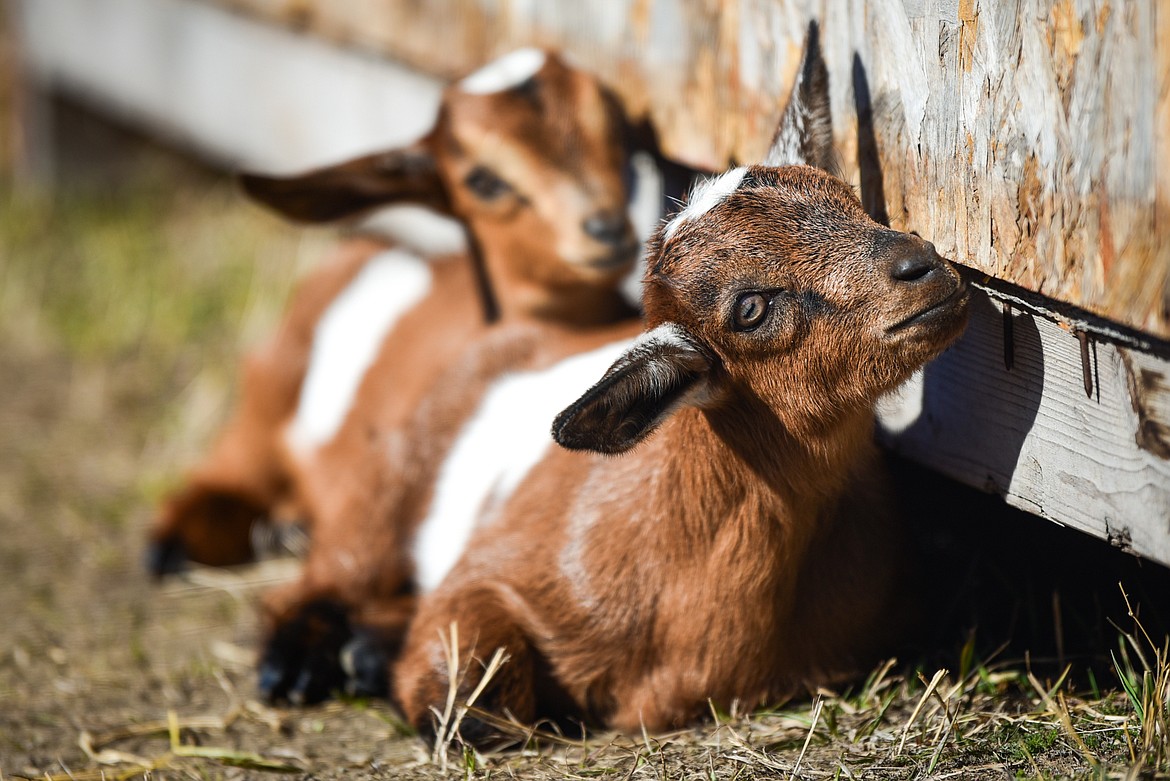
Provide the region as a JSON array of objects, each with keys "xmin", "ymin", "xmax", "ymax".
[{"xmin": 212, "ymin": 0, "xmax": 1167, "ymax": 338}]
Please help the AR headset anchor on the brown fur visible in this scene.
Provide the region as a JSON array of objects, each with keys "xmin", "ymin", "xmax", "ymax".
[
  {"xmin": 391, "ymin": 164, "xmax": 970, "ymax": 737},
  {"xmin": 148, "ymin": 51, "xmax": 638, "ymax": 577},
  {"xmin": 250, "ymin": 26, "xmax": 972, "ymax": 720},
  {"xmin": 149, "ymin": 237, "xmax": 381, "ymax": 568},
  {"xmin": 219, "ymin": 26, "xmax": 971, "ymax": 727}
]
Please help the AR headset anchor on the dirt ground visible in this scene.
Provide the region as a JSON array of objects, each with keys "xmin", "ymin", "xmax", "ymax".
[{"xmin": 1, "ymin": 98, "xmax": 1169, "ymax": 780}]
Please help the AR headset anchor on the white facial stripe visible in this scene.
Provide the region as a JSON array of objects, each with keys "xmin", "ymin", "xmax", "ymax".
[
  {"xmin": 663, "ymin": 166, "xmax": 748, "ymax": 241},
  {"xmin": 412, "ymin": 337, "xmax": 635, "ymax": 593},
  {"xmin": 459, "ymin": 48, "xmax": 547, "ymax": 95},
  {"xmin": 288, "ymin": 249, "xmax": 432, "ymax": 452}
]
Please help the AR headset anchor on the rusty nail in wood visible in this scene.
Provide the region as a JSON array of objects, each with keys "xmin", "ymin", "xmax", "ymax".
[
  {"xmin": 1077, "ymin": 330, "xmax": 1093, "ymax": 399},
  {"xmin": 1002, "ymin": 302, "xmax": 1014, "ymax": 371}
]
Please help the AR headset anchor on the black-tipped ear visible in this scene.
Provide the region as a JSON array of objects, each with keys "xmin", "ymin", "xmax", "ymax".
[
  {"xmin": 763, "ymin": 20, "xmax": 833, "ymax": 171},
  {"xmin": 552, "ymin": 325, "xmax": 713, "ymax": 455},
  {"xmin": 239, "ymin": 143, "xmax": 452, "ymax": 223}
]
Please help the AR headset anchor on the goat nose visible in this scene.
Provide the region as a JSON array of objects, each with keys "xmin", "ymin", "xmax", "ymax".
[
  {"xmin": 583, "ymin": 212, "xmax": 630, "ymax": 246},
  {"xmin": 889, "ymin": 241, "xmax": 943, "ymax": 283}
]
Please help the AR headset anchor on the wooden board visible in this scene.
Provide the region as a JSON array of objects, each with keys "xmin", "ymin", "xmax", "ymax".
[
  {"xmin": 204, "ymin": 0, "xmax": 1169, "ymax": 340},
  {"xmin": 877, "ymin": 279, "xmax": 1170, "ymax": 567},
  {"xmin": 12, "ymin": 0, "xmax": 469, "ymax": 252},
  {"xmin": 12, "ymin": 0, "xmax": 445, "ymax": 171}
]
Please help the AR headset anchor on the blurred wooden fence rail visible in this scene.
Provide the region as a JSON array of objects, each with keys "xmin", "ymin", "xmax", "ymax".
[{"xmin": 12, "ymin": 0, "xmax": 1170, "ymax": 566}]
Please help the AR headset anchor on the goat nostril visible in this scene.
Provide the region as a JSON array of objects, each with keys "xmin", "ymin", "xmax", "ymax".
[
  {"xmin": 891, "ymin": 253, "xmax": 938, "ymax": 283},
  {"xmin": 584, "ymin": 213, "xmax": 630, "ymax": 246}
]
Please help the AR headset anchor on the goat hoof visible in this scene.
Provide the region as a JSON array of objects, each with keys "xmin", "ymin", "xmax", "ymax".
[
  {"xmin": 288, "ymin": 667, "xmax": 318, "ymax": 705},
  {"xmin": 288, "ymin": 654, "xmax": 344, "ymax": 705},
  {"xmin": 144, "ymin": 537, "xmax": 187, "ymax": 579},
  {"xmin": 339, "ymin": 633, "xmax": 389, "ymax": 698},
  {"xmin": 257, "ymin": 655, "xmax": 293, "ymax": 702},
  {"xmin": 455, "ymin": 714, "xmax": 503, "ymax": 750},
  {"xmin": 258, "ymin": 599, "xmax": 351, "ymax": 705}
]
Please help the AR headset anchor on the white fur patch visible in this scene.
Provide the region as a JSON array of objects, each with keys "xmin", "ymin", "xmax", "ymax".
[
  {"xmin": 287, "ymin": 249, "xmax": 432, "ymax": 452},
  {"xmin": 459, "ymin": 48, "xmax": 547, "ymax": 95},
  {"xmin": 663, "ymin": 166, "xmax": 748, "ymax": 241},
  {"xmin": 876, "ymin": 368, "xmax": 925, "ymax": 435},
  {"xmin": 637, "ymin": 322, "xmax": 695, "ymax": 351},
  {"xmin": 412, "ymin": 337, "xmax": 635, "ymax": 593},
  {"xmin": 608, "ymin": 323, "xmax": 699, "ymax": 376}
]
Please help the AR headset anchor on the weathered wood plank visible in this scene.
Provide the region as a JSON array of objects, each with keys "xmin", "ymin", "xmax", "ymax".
[
  {"xmin": 1159, "ymin": 3, "xmax": 1170, "ymax": 330},
  {"xmin": 206, "ymin": 0, "xmax": 1169, "ymax": 340},
  {"xmin": 877, "ymin": 281, "xmax": 1170, "ymax": 567},
  {"xmin": 14, "ymin": 0, "xmax": 445, "ymax": 171},
  {"xmin": 13, "ymin": 0, "xmax": 473, "ymax": 253}
]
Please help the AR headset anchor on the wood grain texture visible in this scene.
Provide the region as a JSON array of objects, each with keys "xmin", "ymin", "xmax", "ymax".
[
  {"xmin": 206, "ymin": 0, "xmax": 1169, "ymax": 339},
  {"xmin": 877, "ymin": 285, "xmax": 1170, "ymax": 568}
]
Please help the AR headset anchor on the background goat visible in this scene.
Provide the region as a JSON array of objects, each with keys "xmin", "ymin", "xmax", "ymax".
[{"xmin": 147, "ymin": 50, "xmax": 640, "ymax": 580}]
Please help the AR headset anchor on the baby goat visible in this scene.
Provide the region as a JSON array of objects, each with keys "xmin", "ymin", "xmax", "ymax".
[
  {"xmin": 147, "ymin": 49, "xmax": 639, "ymax": 576},
  {"xmin": 387, "ymin": 26, "xmax": 970, "ymax": 738}
]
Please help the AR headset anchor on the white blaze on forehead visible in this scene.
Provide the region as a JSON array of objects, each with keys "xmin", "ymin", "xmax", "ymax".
[
  {"xmin": 663, "ymin": 166, "xmax": 748, "ymax": 241},
  {"xmin": 459, "ymin": 48, "xmax": 547, "ymax": 94},
  {"xmin": 287, "ymin": 249, "xmax": 432, "ymax": 453},
  {"xmin": 412, "ymin": 337, "xmax": 635, "ymax": 593}
]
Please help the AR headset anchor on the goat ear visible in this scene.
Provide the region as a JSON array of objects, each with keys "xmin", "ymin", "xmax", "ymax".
[
  {"xmin": 239, "ymin": 142, "xmax": 452, "ymax": 223},
  {"xmin": 762, "ymin": 20, "xmax": 833, "ymax": 171},
  {"xmin": 552, "ymin": 325, "xmax": 713, "ymax": 455}
]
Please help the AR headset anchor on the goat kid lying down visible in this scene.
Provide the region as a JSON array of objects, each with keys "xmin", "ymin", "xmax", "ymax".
[
  {"xmin": 261, "ymin": 25, "xmax": 970, "ymax": 735},
  {"xmin": 397, "ymin": 157, "xmax": 969, "ymax": 736},
  {"xmin": 147, "ymin": 49, "xmax": 641, "ymax": 580},
  {"xmin": 398, "ymin": 30, "xmax": 970, "ymax": 737}
]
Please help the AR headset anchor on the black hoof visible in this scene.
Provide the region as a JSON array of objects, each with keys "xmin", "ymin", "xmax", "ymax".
[
  {"xmin": 456, "ymin": 713, "xmax": 505, "ymax": 750},
  {"xmin": 145, "ymin": 537, "xmax": 187, "ymax": 579},
  {"xmin": 257, "ymin": 654, "xmax": 293, "ymax": 702},
  {"xmin": 258, "ymin": 600, "xmax": 351, "ymax": 705},
  {"xmin": 340, "ymin": 632, "xmax": 390, "ymax": 698},
  {"xmin": 289, "ymin": 663, "xmax": 340, "ymax": 705}
]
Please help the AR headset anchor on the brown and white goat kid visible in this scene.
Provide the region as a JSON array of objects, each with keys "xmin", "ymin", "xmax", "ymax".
[
  {"xmin": 147, "ymin": 49, "xmax": 639, "ymax": 576},
  {"xmin": 386, "ymin": 28, "xmax": 971, "ymax": 738}
]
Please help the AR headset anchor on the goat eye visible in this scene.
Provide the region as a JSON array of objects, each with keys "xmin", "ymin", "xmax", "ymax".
[
  {"xmin": 464, "ymin": 166, "xmax": 512, "ymax": 201},
  {"xmin": 733, "ymin": 292, "xmax": 769, "ymax": 331}
]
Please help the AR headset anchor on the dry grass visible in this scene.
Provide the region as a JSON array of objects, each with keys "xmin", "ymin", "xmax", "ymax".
[
  {"xmin": 0, "ymin": 104, "xmax": 1168, "ymax": 780},
  {"xmin": 22, "ymin": 640, "xmax": 1169, "ymax": 781},
  {"xmin": 409, "ymin": 631, "xmax": 1170, "ymax": 780}
]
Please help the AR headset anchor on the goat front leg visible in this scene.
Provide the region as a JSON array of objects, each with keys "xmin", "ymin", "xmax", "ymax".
[
  {"xmin": 257, "ymin": 576, "xmax": 414, "ymax": 704},
  {"xmin": 147, "ymin": 238, "xmax": 382, "ymax": 576},
  {"xmin": 258, "ymin": 448, "xmax": 417, "ymax": 702},
  {"xmin": 148, "ymin": 478, "xmax": 271, "ymax": 575},
  {"xmin": 395, "ymin": 589, "xmax": 547, "ymax": 749},
  {"xmin": 147, "ymin": 336, "xmax": 305, "ymax": 575},
  {"xmin": 257, "ymin": 581, "xmax": 352, "ymax": 704},
  {"xmin": 338, "ymin": 597, "xmax": 417, "ymax": 699}
]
